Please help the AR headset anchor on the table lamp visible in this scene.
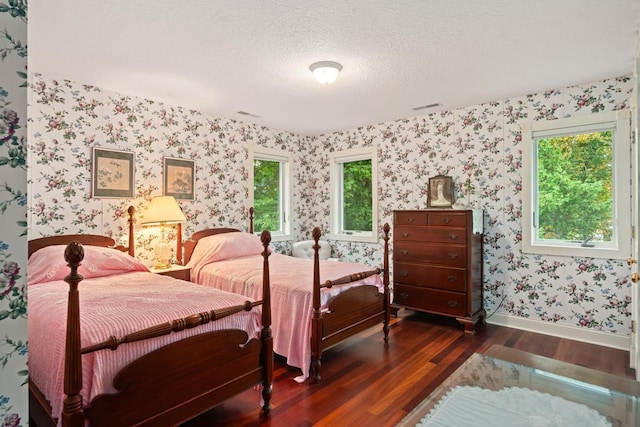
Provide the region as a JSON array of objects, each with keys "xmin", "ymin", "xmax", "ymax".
[{"xmin": 142, "ymin": 196, "xmax": 186, "ymax": 268}]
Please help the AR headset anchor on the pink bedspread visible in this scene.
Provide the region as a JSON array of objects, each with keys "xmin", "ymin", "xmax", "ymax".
[
  {"xmin": 28, "ymin": 272, "xmax": 262, "ymax": 424},
  {"xmin": 190, "ymin": 253, "xmax": 383, "ymax": 380}
]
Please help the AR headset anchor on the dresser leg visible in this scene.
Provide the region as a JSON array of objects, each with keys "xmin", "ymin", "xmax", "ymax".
[
  {"xmin": 457, "ymin": 317, "xmax": 477, "ymax": 334},
  {"xmin": 457, "ymin": 309, "xmax": 486, "ymax": 335}
]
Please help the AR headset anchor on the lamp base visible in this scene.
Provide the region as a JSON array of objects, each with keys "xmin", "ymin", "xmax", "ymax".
[{"xmin": 153, "ymin": 241, "xmax": 172, "ymax": 269}]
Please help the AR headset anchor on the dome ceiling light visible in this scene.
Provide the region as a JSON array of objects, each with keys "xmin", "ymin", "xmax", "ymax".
[{"xmin": 309, "ymin": 61, "xmax": 343, "ymax": 85}]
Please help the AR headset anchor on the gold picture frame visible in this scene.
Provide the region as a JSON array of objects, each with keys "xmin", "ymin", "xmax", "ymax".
[
  {"xmin": 163, "ymin": 157, "xmax": 195, "ymax": 200},
  {"xmin": 92, "ymin": 147, "xmax": 135, "ymax": 198},
  {"xmin": 427, "ymin": 175, "xmax": 454, "ymax": 208}
]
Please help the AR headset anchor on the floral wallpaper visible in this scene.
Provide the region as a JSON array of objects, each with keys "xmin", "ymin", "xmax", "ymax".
[
  {"xmin": 315, "ymin": 76, "xmax": 634, "ymax": 335},
  {"xmin": 0, "ymin": 0, "xmax": 27, "ymax": 426},
  {"xmin": 28, "ymin": 72, "xmax": 634, "ymax": 350},
  {"xmin": 27, "ymin": 75, "xmax": 302, "ymax": 263}
]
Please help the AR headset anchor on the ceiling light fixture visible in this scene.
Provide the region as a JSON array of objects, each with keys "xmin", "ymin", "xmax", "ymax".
[{"xmin": 309, "ymin": 61, "xmax": 343, "ymax": 85}]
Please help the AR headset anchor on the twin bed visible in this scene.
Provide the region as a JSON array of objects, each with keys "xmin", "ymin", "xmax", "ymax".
[
  {"xmin": 28, "ymin": 226, "xmax": 274, "ymax": 427},
  {"xmin": 28, "ymin": 206, "xmax": 391, "ymax": 426},
  {"xmin": 182, "ymin": 219, "xmax": 391, "ymax": 383}
]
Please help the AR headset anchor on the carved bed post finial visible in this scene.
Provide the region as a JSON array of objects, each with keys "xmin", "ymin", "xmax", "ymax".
[
  {"xmin": 311, "ymin": 226, "xmax": 322, "ymax": 383},
  {"xmin": 127, "ymin": 206, "xmax": 135, "ymax": 257},
  {"xmin": 62, "ymin": 242, "xmax": 85, "ymax": 427},
  {"xmin": 259, "ymin": 230, "xmax": 273, "ymax": 414},
  {"xmin": 382, "ymin": 223, "xmax": 391, "ymax": 342},
  {"xmin": 249, "ymin": 207, "xmax": 255, "ymax": 234}
]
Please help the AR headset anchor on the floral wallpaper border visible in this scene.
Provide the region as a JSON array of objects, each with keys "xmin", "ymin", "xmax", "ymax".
[{"xmin": 0, "ymin": 0, "xmax": 28, "ymax": 426}]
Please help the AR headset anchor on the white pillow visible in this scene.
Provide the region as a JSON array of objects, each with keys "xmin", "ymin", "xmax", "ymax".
[{"xmin": 292, "ymin": 240, "xmax": 332, "ymax": 260}]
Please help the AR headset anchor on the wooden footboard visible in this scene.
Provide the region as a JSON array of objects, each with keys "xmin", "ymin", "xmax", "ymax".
[
  {"xmin": 322, "ymin": 285, "xmax": 387, "ymax": 348},
  {"xmin": 310, "ymin": 223, "xmax": 391, "ymax": 383},
  {"xmin": 29, "ymin": 227, "xmax": 273, "ymax": 427},
  {"xmin": 87, "ymin": 329, "xmax": 264, "ymax": 426}
]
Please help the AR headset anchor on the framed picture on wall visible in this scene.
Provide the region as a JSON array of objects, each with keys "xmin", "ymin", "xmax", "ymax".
[
  {"xmin": 427, "ymin": 175, "xmax": 454, "ymax": 208},
  {"xmin": 92, "ymin": 147, "xmax": 135, "ymax": 198},
  {"xmin": 163, "ymin": 157, "xmax": 195, "ymax": 200}
]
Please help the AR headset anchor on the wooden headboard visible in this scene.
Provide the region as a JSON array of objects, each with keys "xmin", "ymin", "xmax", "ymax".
[{"xmin": 28, "ymin": 206, "xmax": 136, "ymax": 258}]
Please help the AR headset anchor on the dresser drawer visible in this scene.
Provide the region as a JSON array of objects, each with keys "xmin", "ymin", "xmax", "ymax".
[
  {"xmin": 427, "ymin": 211, "xmax": 468, "ymax": 227},
  {"xmin": 394, "ymin": 211, "xmax": 427, "ymax": 226},
  {"xmin": 393, "ymin": 284, "xmax": 466, "ymax": 316},
  {"xmin": 394, "ymin": 262, "xmax": 466, "ymax": 292},
  {"xmin": 395, "ymin": 226, "xmax": 467, "ymax": 244},
  {"xmin": 394, "ymin": 242, "xmax": 467, "ymax": 267}
]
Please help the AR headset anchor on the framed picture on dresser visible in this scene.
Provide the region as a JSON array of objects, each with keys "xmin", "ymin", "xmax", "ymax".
[
  {"xmin": 92, "ymin": 147, "xmax": 135, "ymax": 198},
  {"xmin": 427, "ymin": 175, "xmax": 453, "ymax": 208},
  {"xmin": 163, "ymin": 157, "xmax": 195, "ymax": 200}
]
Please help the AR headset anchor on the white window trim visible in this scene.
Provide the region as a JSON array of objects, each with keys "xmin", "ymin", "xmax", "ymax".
[
  {"xmin": 329, "ymin": 146, "xmax": 379, "ymax": 243},
  {"xmin": 521, "ymin": 110, "xmax": 631, "ymax": 259},
  {"xmin": 247, "ymin": 144, "xmax": 292, "ymax": 241}
]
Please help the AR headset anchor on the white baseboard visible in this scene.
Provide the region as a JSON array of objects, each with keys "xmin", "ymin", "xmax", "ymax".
[{"xmin": 487, "ymin": 313, "xmax": 630, "ymax": 351}]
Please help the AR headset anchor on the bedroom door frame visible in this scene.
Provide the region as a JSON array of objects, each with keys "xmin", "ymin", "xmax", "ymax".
[{"xmin": 631, "ymin": 58, "xmax": 640, "ymax": 380}]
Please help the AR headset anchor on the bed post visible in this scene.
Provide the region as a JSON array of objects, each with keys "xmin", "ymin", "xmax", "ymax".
[
  {"xmin": 310, "ymin": 227, "xmax": 323, "ymax": 384},
  {"xmin": 259, "ymin": 230, "xmax": 273, "ymax": 415},
  {"xmin": 176, "ymin": 223, "xmax": 183, "ymax": 265},
  {"xmin": 127, "ymin": 206, "xmax": 135, "ymax": 257},
  {"xmin": 249, "ymin": 207, "xmax": 254, "ymax": 234},
  {"xmin": 382, "ymin": 223, "xmax": 391, "ymax": 342},
  {"xmin": 62, "ymin": 242, "xmax": 85, "ymax": 427}
]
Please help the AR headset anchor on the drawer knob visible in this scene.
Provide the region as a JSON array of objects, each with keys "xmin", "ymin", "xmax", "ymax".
[
  {"xmin": 443, "ymin": 216, "xmax": 451, "ymax": 224},
  {"xmin": 448, "ymin": 252, "xmax": 458, "ymax": 259},
  {"xmin": 402, "ymin": 232, "xmax": 409, "ymax": 237},
  {"xmin": 447, "ymin": 300, "xmax": 459, "ymax": 308},
  {"xmin": 400, "ymin": 271, "xmax": 409, "ymax": 277},
  {"xmin": 401, "ymin": 250, "xmax": 409, "ymax": 255},
  {"xmin": 408, "ymin": 217, "xmax": 415, "ymax": 223},
  {"xmin": 399, "ymin": 292, "xmax": 409, "ymax": 299},
  {"xmin": 447, "ymin": 275, "xmax": 457, "ymax": 282},
  {"xmin": 449, "ymin": 233, "xmax": 458, "ymax": 240}
]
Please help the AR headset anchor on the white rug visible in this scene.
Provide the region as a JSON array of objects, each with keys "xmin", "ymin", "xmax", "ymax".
[{"xmin": 417, "ymin": 386, "xmax": 611, "ymax": 427}]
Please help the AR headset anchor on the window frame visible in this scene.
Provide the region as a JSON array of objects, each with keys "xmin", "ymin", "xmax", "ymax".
[
  {"xmin": 521, "ymin": 110, "xmax": 631, "ymax": 259},
  {"xmin": 247, "ymin": 145, "xmax": 292, "ymax": 241},
  {"xmin": 329, "ymin": 146, "xmax": 379, "ymax": 243}
]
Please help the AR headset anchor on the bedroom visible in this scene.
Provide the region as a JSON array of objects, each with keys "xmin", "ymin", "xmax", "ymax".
[{"xmin": 2, "ymin": 1, "xmax": 640, "ymax": 425}]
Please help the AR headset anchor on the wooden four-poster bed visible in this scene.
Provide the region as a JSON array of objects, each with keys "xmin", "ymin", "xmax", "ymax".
[
  {"xmin": 28, "ymin": 207, "xmax": 273, "ymax": 427},
  {"xmin": 181, "ymin": 207, "xmax": 391, "ymax": 383}
]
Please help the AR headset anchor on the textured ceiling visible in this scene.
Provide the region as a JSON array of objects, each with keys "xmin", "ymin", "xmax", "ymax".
[{"xmin": 30, "ymin": 1, "xmax": 640, "ymax": 136}]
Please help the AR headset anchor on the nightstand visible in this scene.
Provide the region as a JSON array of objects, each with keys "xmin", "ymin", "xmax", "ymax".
[{"xmin": 149, "ymin": 265, "xmax": 191, "ymax": 281}]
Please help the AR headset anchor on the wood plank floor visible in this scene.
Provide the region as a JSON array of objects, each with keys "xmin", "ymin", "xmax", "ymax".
[{"xmin": 182, "ymin": 309, "xmax": 637, "ymax": 427}]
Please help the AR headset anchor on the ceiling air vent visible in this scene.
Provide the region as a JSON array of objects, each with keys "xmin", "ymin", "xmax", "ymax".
[
  {"xmin": 412, "ymin": 103, "xmax": 442, "ymax": 111},
  {"xmin": 237, "ymin": 111, "xmax": 260, "ymax": 118}
]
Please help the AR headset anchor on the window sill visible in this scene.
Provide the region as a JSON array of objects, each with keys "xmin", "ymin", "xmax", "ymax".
[{"xmin": 522, "ymin": 242, "xmax": 629, "ymax": 260}]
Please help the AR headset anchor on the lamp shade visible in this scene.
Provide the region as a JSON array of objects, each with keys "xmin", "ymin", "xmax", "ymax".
[
  {"xmin": 142, "ymin": 196, "xmax": 186, "ymax": 225},
  {"xmin": 309, "ymin": 61, "xmax": 342, "ymax": 85}
]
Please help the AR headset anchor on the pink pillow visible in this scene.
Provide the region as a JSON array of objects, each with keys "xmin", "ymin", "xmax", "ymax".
[
  {"xmin": 187, "ymin": 232, "xmax": 264, "ymax": 268},
  {"xmin": 28, "ymin": 245, "xmax": 149, "ymax": 286}
]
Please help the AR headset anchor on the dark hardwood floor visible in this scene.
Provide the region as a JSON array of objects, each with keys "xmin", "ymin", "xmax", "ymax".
[{"xmin": 182, "ymin": 309, "xmax": 637, "ymax": 427}]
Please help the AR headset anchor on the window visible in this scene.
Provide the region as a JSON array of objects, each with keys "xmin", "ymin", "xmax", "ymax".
[
  {"xmin": 248, "ymin": 145, "xmax": 292, "ymax": 240},
  {"xmin": 329, "ymin": 147, "xmax": 378, "ymax": 242},
  {"xmin": 521, "ymin": 110, "xmax": 631, "ymax": 259}
]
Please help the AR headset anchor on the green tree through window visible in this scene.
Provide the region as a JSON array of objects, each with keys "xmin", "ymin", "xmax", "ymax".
[
  {"xmin": 253, "ymin": 159, "xmax": 281, "ymax": 232},
  {"xmin": 537, "ymin": 131, "xmax": 613, "ymax": 243},
  {"xmin": 342, "ymin": 159, "xmax": 372, "ymax": 231}
]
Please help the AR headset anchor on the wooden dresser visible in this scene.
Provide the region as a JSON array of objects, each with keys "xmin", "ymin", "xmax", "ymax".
[{"xmin": 392, "ymin": 209, "xmax": 485, "ymax": 333}]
